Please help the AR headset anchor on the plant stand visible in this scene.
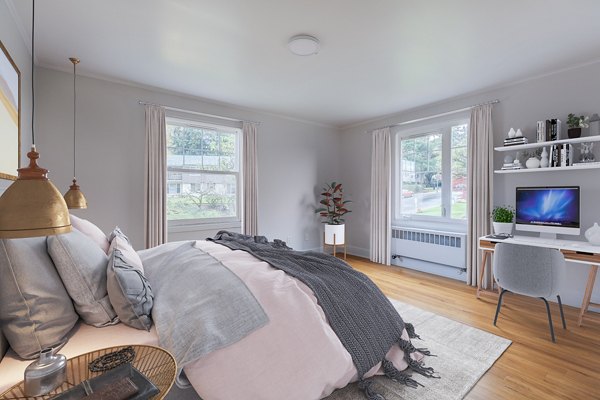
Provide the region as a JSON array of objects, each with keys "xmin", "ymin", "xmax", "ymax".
[{"xmin": 323, "ymin": 232, "xmax": 347, "ymax": 260}]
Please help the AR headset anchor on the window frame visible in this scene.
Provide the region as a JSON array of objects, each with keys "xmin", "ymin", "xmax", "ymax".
[
  {"xmin": 392, "ymin": 116, "xmax": 469, "ymax": 227},
  {"xmin": 165, "ymin": 117, "xmax": 242, "ymax": 229}
]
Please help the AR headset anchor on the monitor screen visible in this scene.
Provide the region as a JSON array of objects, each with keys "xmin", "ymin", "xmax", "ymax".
[{"xmin": 515, "ymin": 186, "xmax": 580, "ymax": 229}]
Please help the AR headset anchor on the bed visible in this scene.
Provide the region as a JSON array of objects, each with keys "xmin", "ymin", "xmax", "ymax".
[{"xmin": 0, "ymin": 219, "xmax": 432, "ymax": 400}]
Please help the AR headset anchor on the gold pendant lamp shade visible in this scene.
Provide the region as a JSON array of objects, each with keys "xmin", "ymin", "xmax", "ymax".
[
  {"xmin": 63, "ymin": 57, "xmax": 87, "ymax": 209},
  {"xmin": 0, "ymin": 0, "xmax": 71, "ymax": 238}
]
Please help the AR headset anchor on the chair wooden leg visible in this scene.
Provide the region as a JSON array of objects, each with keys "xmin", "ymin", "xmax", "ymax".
[
  {"xmin": 541, "ymin": 297, "xmax": 556, "ymax": 343},
  {"xmin": 557, "ymin": 295, "xmax": 567, "ymax": 329},
  {"xmin": 493, "ymin": 289, "xmax": 508, "ymax": 326}
]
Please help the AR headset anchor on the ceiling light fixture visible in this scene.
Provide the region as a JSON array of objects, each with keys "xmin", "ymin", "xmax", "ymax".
[
  {"xmin": 63, "ymin": 57, "xmax": 87, "ymax": 209},
  {"xmin": 287, "ymin": 34, "xmax": 320, "ymax": 56},
  {"xmin": 0, "ymin": 0, "xmax": 71, "ymax": 238}
]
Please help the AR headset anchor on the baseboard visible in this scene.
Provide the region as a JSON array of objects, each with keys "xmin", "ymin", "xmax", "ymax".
[{"xmin": 347, "ymin": 245, "xmax": 369, "ymax": 259}]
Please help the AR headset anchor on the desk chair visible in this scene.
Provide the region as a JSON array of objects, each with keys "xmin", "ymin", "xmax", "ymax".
[{"xmin": 492, "ymin": 243, "xmax": 566, "ymax": 342}]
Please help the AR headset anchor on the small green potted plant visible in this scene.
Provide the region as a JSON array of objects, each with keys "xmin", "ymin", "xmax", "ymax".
[
  {"xmin": 567, "ymin": 113, "xmax": 589, "ymax": 138},
  {"xmin": 315, "ymin": 182, "xmax": 351, "ymax": 245},
  {"xmin": 491, "ymin": 205, "xmax": 515, "ymax": 235}
]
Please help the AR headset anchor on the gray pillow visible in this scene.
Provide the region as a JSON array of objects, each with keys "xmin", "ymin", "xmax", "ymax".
[
  {"xmin": 0, "ymin": 238, "xmax": 79, "ymax": 359},
  {"xmin": 48, "ymin": 230, "xmax": 118, "ymax": 327},
  {"xmin": 107, "ymin": 235, "xmax": 153, "ymax": 331}
]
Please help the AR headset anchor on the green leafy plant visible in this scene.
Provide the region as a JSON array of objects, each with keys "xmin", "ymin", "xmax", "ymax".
[
  {"xmin": 491, "ymin": 205, "xmax": 515, "ymax": 223},
  {"xmin": 567, "ymin": 113, "xmax": 590, "ymax": 129},
  {"xmin": 315, "ymin": 182, "xmax": 352, "ymax": 225}
]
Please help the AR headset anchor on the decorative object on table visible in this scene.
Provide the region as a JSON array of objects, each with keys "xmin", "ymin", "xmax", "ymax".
[
  {"xmin": 89, "ymin": 346, "xmax": 136, "ymax": 372},
  {"xmin": 540, "ymin": 147, "xmax": 549, "ymax": 168},
  {"xmin": 51, "ymin": 363, "xmax": 159, "ymax": 400},
  {"xmin": 567, "ymin": 113, "xmax": 589, "ymax": 139},
  {"xmin": 63, "ymin": 57, "xmax": 88, "ymax": 209},
  {"xmin": 0, "ymin": 40, "xmax": 20, "ymax": 181},
  {"xmin": 589, "ymin": 113, "xmax": 600, "ymax": 136},
  {"xmin": 503, "ymin": 154, "xmax": 514, "ymax": 164},
  {"xmin": 525, "ymin": 157, "xmax": 540, "ymax": 169},
  {"xmin": 585, "ymin": 223, "xmax": 600, "ymax": 246},
  {"xmin": 24, "ymin": 348, "xmax": 67, "ymax": 396},
  {"xmin": 316, "ymin": 182, "xmax": 351, "ymax": 258},
  {"xmin": 0, "ymin": 0, "xmax": 72, "ymax": 239},
  {"xmin": 515, "ymin": 128, "xmax": 523, "ymax": 137},
  {"xmin": 507, "ymin": 127, "xmax": 516, "ymax": 138},
  {"xmin": 491, "ymin": 205, "xmax": 515, "ymax": 236}
]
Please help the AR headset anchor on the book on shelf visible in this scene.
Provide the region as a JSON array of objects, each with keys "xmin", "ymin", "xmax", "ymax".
[
  {"xmin": 503, "ymin": 137, "xmax": 528, "ymax": 146},
  {"xmin": 537, "ymin": 120, "xmax": 546, "ymax": 142},
  {"xmin": 537, "ymin": 118, "xmax": 561, "ymax": 142}
]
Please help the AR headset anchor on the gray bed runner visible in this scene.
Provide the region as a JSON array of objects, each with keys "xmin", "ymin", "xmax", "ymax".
[
  {"xmin": 140, "ymin": 241, "xmax": 268, "ymax": 368},
  {"xmin": 209, "ymin": 231, "xmax": 438, "ymax": 400}
]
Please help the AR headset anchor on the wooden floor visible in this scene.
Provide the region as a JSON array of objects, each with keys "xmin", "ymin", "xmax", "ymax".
[{"xmin": 346, "ymin": 255, "xmax": 600, "ymax": 400}]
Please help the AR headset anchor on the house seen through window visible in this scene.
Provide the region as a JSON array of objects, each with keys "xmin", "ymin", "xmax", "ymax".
[
  {"xmin": 396, "ymin": 120, "xmax": 468, "ymax": 221},
  {"xmin": 166, "ymin": 118, "xmax": 241, "ymax": 225}
]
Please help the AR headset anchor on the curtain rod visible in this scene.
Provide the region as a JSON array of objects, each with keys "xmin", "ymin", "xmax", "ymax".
[
  {"xmin": 366, "ymin": 99, "xmax": 499, "ymax": 133},
  {"xmin": 138, "ymin": 100, "xmax": 261, "ymax": 125}
]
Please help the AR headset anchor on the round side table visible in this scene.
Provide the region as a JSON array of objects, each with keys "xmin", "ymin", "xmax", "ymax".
[{"xmin": 0, "ymin": 345, "xmax": 177, "ymax": 400}]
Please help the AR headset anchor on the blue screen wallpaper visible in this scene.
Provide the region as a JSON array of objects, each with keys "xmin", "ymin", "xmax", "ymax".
[{"xmin": 516, "ymin": 187, "xmax": 579, "ymax": 227}]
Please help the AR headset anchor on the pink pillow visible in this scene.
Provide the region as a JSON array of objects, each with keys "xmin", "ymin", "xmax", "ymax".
[{"xmin": 69, "ymin": 214, "xmax": 110, "ymax": 254}]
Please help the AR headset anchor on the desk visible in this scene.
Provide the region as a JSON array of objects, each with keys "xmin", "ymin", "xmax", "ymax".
[{"xmin": 478, "ymin": 235, "xmax": 600, "ymax": 326}]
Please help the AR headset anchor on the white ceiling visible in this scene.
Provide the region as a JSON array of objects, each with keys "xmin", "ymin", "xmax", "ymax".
[{"xmin": 8, "ymin": 0, "xmax": 600, "ymax": 126}]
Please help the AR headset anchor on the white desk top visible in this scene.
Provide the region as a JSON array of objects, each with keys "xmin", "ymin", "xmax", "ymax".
[{"xmin": 479, "ymin": 235, "xmax": 600, "ymax": 254}]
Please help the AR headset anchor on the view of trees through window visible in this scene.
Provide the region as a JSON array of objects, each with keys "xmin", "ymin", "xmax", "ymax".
[
  {"xmin": 166, "ymin": 121, "xmax": 240, "ymax": 222},
  {"xmin": 398, "ymin": 122, "xmax": 468, "ymax": 220}
]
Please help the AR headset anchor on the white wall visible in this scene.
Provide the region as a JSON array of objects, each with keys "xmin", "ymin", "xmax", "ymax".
[
  {"xmin": 34, "ymin": 67, "xmax": 340, "ymax": 250},
  {"xmin": 340, "ymin": 61, "xmax": 600, "ymax": 308},
  {"xmin": 0, "ymin": 1, "xmax": 32, "ymax": 193}
]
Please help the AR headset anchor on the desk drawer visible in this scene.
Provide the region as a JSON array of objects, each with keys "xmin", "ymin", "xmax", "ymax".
[{"xmin": 561, "ymin": 250, "xmax": 600, "ymax": 264}]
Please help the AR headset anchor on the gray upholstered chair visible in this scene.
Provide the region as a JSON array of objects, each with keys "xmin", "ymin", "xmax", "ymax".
[{"xmin": 492, "ymin": 243, "xmax": 566, "ymax": 342}]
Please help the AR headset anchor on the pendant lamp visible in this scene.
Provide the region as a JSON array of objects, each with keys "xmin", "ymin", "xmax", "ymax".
[
  {"xmin": 63, "ymin": 57, "xmax": 87, "ymax": 209},
  {"xmin": 0, "ymin": 0, "xmax": 71, "ymax": 238}
]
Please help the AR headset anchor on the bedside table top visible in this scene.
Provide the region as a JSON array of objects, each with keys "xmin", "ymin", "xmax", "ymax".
[{"xmin": 0, "ymin": 345, "xmax": 176, "ymax": 400}]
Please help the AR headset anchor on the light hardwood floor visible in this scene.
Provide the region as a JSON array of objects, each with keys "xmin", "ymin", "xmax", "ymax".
[{"xmin": 346, "ymin": 255, "xmax": 600, "ymax": 400}]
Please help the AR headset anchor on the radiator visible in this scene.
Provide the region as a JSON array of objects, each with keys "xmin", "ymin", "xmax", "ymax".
[{"xmin": 391, "ymin": 227, "xmax": 466, "ymax": 269}]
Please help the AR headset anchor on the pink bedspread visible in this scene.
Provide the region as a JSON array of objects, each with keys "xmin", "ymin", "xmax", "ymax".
[{"xmin": 184, "ymin": 240, "xmax": 421, "ymax": 400}]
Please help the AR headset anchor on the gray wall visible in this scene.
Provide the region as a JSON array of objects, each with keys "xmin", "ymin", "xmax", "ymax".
[
  {"xmin": 340, "ymin": 61, "xmax": 600, "ymax": 308},
  {"xmin": 0, "ymin": 1, "xmax": 32, "ymax": 193},
  {"xmin": 34, "ymin": 67, "xmax": 340, "ymax": 250}
]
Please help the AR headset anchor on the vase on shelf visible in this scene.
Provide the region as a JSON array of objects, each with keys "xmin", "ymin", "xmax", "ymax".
[
  {"xmin": 540, "ymin": 147, "xmax": 549, "ymax": 168},
  {"xmin": 526, "ymin": 157, "xmax": 540, "ymax": 169},
  {"xmin": 568, "ymin": 128, "xmax": 582, "ymax": 138}
]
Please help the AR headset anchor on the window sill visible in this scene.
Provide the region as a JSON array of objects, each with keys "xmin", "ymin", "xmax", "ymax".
[{"xmin": 168, "ymin": 221, "xmax": 241, "ymax": 234}]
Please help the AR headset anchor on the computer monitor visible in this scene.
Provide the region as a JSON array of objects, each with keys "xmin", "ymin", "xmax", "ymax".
[{"xmin": 515, "ymin": 186, "xmax": 580, "ymax": 238}]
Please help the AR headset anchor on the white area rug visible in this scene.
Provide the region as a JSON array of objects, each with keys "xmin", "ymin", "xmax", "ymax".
[{"xmin": 325, "ymin": 299, "xmax": 511, "ymax": 400}]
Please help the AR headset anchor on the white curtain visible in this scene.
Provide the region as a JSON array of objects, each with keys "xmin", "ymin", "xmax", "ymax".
[
  {"xmin": 242, "ymin": 122, "xmax": 258, "ymax": 236},
  {"xmin": 370, "ymin": 127, "xmax": 392, "ymax": 265},
  {"xmin": 467, "ymin": 104, "xmax": 494, "ymax": 287},
  {"xmin": 144, "ymin": 105, "xmax": 167, "ymax": 248}
]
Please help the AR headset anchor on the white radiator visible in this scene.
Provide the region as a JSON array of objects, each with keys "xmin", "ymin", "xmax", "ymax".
[{"xmin": 391, "ymin": 227, "xmax": 466, "ymax": 269}]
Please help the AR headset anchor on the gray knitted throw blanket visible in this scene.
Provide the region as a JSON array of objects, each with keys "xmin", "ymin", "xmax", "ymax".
[{"xmin": 209, "ymin": 231, "xmax": 438, "ymax": 399}]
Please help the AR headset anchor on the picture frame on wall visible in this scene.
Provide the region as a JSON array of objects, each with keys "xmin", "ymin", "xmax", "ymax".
[{"xmin": 0, "ymin": 40, "xmax": 21, "ymax": 181}]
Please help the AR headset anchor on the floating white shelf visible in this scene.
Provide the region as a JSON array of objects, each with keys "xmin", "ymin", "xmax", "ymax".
[
  {"xmin": 495, "ymin": 163, "xmax": 600, "ymax": 174},
  {"xmin": 495, "ymin": 135, "xmax": 600, "ymax": 152}
]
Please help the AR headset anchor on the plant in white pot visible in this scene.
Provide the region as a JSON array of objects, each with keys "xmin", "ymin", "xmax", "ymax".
[
  {"xmin": 315, "ymin": 182, "xmax": 352, "ymax": 246},
  {"xmin": 491, "ymin": 205, "xmax": 515, "ymax": 236}
]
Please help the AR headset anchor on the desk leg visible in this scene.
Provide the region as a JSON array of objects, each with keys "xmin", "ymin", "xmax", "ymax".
[
  {"xmin": 578, "ymin": 264, "xmax": 598, "ymax": 327},
  {"xmin": 477, "ymin": 250, "xmax": 490, "ymax": 299}
]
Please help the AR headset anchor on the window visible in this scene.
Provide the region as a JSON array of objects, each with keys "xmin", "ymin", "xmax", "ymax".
[
  {"xmin": 166, "ymin": 118, "xmax": 241, "ymax": 225},
  {"xmin": 395, "ymin": 119, "xmax": 468, "ymax": 222}
]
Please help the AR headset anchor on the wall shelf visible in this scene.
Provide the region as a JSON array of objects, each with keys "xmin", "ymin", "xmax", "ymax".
[
  {"xmin": 495, "ymin": 163, "xmax": 600, "ymax": 174},
  {"xmin": 495, "ymin": 135, "xmax": 600, "ymax": 152}
]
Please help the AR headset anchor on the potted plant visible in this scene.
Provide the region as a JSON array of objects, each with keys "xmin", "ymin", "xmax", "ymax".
[
  {"xmin": 567, "ymin": 113, "xmax": 589, "ymax": 138},
  {"xmin": 315, "ymin": 182, "xmax": 351, "ymax": 245},
  {"xmin": 491, "ymin": 205, "xmax": 515, "ymax": 235}
]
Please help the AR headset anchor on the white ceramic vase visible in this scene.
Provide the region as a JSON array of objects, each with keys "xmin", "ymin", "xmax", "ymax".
[
  {"xmin": 585, "ymin": 223, "xmax": 600, "ymax": 246},
  {"xmin": 324, "ymin": 224, "xmax": 345, "ymax": 245},
  {"xmin": 526, "ymin": 157, "xmax": 540, "ymax": 169},
  {"xmin": 540, "ymin": 147, "xmax": 549, "ymax": 168},
  {"xmin": 493, "ymin": 222, "xmax": 513, "ymax": 236}
]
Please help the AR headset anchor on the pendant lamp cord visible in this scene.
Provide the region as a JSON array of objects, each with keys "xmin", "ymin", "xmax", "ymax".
[
  {"xmin": 73, "ymin": 60, "xmax": 76, "ymax": 179},
  {"xmin": 31, "ymin": 0, "xmax": 35, "ymax": 146}
]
